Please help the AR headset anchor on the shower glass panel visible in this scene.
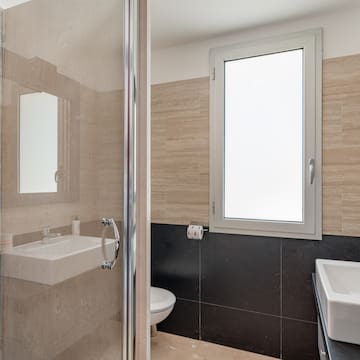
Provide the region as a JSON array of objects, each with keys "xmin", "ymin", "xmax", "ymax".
[{"xmin": 0, "ymin": 0, "xmax": 136, "ymax": 359}]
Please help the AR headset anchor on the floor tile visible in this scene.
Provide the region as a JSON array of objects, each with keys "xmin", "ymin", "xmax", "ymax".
[{"xmin": 151, "ymin": 332, "xmax": 279, "ymax": 360}]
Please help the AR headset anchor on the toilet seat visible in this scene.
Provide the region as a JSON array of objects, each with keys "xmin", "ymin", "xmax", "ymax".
[{"xmin": 151, "ymin": 287, "xmax": 176, "ymax": 313}]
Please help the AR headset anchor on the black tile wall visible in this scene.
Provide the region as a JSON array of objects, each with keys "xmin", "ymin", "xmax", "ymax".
[
  {"xmin": 202, "ymin": 303, "xmax": 281, "ymax": 358},
  {"xmin": 202, "ymin": 233, "xmax": 281, "ymax": 315},
  {"xmin": 151, "ymin": 223, "xmax": 360, "ymax": 360},
  {"xmin": 282, "ymin": 318, "xmax": 319, "ymax": 360},
  {"xmin": 151, "ymin": 223, "xmax": 200, "ymax": 301},
  {"xmin": 282, "ymin": 235, "xmax": 360, "ymax": 322},
  {"xmin": 157, "ymin": 298, "xmax": 200, "ymax": 339}
]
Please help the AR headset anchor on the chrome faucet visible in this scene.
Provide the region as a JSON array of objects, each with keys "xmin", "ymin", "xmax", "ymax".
[{"xmin": 42, "ymin": 226, "xmax": 62, "ymax": 244}]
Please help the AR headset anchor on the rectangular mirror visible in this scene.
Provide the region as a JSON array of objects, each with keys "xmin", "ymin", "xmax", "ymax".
[{"xmin": 19, "ymin": 92, "xmax": 59, "ymax": 194}]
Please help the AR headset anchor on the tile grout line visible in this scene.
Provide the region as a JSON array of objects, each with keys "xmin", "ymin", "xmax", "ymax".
[
  {"xmin": 177, "ymin": 298, "xmax": 319, "ymax": 325},
  {"xmin": 198, "ymin": 238, "xmax": 202, "ymax": 340},
  {"xmin": 200, "ymin": 300, "xmax": 282, "ymax": 319},
  {"xmin": 280, "ymin": 239, "xmax": 283, "ymax": 359},
  {"xmin": 281, "ymin": 316, "xmax": 318, "ymax": 325},
  {"xmin": 177, "ymin": 297, "xmax": 199, "ymax": 304},
  {"xmin": 200, "ymin": 301, "xmax": 317, "ymax": 325}
]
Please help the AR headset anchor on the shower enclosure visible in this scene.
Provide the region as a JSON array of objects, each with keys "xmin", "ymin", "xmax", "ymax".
[{"xmin": 0, "ymin": 0, "xmax": 149, "ymax": 359}]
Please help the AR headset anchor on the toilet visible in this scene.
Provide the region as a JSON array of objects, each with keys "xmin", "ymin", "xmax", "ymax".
[{"xmin": 150, "ymin": 287, "xmax": 176, "ymax": 326}]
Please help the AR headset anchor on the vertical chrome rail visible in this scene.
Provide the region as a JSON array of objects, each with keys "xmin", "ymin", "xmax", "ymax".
[{"xmin": 122, "ymin": 0, "xmax": 138, "ymax": 360}]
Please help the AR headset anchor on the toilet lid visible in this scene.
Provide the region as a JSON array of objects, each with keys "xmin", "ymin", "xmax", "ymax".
[{"xmin": 151, "ymin": 287, "xmax": 176, "ymax": 313}]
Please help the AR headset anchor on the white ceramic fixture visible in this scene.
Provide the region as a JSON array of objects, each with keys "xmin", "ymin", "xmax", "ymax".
[
  {"xmin": 150, "ymin": 287, "xmax": 176, "ymax": 326},
  {"xmin": 2, "ymin": 235, "xmax": 115, "ymax": 285},
  {"xmin": 316, "ymin": 259, "xmax": 360, "ymax": 345}
]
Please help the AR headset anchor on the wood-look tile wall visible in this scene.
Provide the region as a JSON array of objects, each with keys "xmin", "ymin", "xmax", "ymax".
[
  {"xmin": 95, "ymin": 90, "xmax": 123, "ymax": 220},
  {"xmin": 323, "ymin": 54, "xmax": 360, "ymax": 235},
  {"xmin": 151, "ymin": 78, "xmax": 210, "ymax": 225},
  {"xmin": 151, "ymin": 54, "xmax": 360, "ymax": 236}
]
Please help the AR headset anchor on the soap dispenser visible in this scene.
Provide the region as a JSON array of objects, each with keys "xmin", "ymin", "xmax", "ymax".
[{"xmin": 72, "ymin": 216, "xmax": 80, "ymax": 236}]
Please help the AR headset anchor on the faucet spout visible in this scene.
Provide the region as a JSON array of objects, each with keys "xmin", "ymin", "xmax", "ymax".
[{"xmin": 42, "ymin": 226, "xmax": 62, "ymax": 244}]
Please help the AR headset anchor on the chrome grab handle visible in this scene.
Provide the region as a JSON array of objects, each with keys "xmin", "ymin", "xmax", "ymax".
[
  {"xmin": 309, "ymin": 158, "xmax": 315, "ymax": 185},
  {"xmin": 100, "ymin": 218, "xmax": 120, "ymax": 270}
]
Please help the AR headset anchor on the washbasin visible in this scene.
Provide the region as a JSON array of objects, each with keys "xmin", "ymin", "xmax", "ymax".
[
  {"xmin": 316, "ymin": 259, "xmax": 360, "ymax": 345},
  {"xmin": 2, "ymin": 235, "xmax": 115, "ymax": 285}
]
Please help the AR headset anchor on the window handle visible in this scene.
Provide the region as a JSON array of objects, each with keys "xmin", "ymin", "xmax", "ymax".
[{"xmin": 309, "ymin": 158, "xmax": 315, "ymax": 185}]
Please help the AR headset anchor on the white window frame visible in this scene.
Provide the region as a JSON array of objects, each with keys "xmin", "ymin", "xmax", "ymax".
[{"xmin": 209, "ymin": 29, "xmax": 322, "ymax": 240}]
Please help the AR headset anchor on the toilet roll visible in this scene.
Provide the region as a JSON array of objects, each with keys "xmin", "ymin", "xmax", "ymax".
[{"xmin": 187, "ymin": 225, "xmax": 204, "ymax": 240}]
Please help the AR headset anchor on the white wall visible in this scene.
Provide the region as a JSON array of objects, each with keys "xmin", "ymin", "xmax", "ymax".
[{"xmin": 152, "ymin": 5, "xmax": 360, "ymax": 84}]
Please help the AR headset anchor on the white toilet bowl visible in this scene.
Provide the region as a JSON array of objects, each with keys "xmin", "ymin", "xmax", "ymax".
[{"xmin": 150, "ymin": 287, "xmax": 176, "ymax": 326}]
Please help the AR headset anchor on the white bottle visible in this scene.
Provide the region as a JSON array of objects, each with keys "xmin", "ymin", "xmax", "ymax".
[{"xmin": 72, "ymin": 216, "xmax": 80, "ymax": 236}]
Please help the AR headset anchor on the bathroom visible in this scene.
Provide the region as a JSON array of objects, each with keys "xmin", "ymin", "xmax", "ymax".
[{"xmin": 0, "ymin": 0, "xmax": 360, "ymax": 359}]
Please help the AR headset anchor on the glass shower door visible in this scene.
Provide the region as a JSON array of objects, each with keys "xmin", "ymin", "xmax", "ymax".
[{"xmin": 0, "ymin": 0, "xmax": 138, "ymax": 359}]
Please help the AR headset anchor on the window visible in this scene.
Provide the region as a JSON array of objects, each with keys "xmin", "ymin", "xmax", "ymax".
[
  {"xmin": 19, "ymin": 92, "xmax": 58, "ymax": 194},
  {"xmin": 210, "ymin": 30, "xmax": 322, "ymax": 240}
]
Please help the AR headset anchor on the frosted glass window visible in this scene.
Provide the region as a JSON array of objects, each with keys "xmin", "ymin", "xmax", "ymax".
[
  {"xmin": 224, "ymin": 50, "xmax": 303, "ymax": 222},
  {"xmin": 210, "ymin": 30, "xmax": 322, "ymax": 240},
  {"xmin": 19, "ymin": 92, "xmax": 58, "ymax": 193}
]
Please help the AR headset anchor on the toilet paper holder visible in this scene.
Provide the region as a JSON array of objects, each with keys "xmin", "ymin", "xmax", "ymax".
[{"xmin": 186, "ymin": 224, "xmax": 209, "ymax": 240}]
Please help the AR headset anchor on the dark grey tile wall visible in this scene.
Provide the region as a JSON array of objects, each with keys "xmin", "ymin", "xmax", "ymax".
[
  {"xmin": 151, "ymin": 223, "xmax": 360, "ymax": 360},
  {"xmin": 158, "ymin": 298, "xmax": 200, "ymax": 339},
  {"xmin": 202, "ymin": 233, "xmax": 281, "ymax": 315},
  {"xmin": 282, "ymin": 236, "xmax": 360, "ymax": 323},
  {"xmin": 282, "ymin": 319, "xmax": 318, "ymax": 360},
  {"xmin": 151, "ymin": 224, "xmax": 199, "ymax": 301},
  {"xmin": 202, "ymin": 304, "xmax": 281, "ymax": 357}
]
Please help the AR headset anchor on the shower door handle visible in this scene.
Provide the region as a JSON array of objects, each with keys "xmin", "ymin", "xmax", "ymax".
[{"xmin": 100, "ymin": 218, "xmax": 121, "ymax": 270}]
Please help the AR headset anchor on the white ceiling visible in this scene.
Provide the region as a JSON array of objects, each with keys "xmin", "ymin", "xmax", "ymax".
[
  {"xmin": 2, "ymin": 0, "xmax": 359, "ymax": 49},
  {"xmin": 151, "ymin": 0, "xmax": 360, "ymax": 49}
]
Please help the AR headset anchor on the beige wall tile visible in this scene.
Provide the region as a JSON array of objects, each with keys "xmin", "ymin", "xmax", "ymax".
[
  {"xmin": 151, "ymin": 78, "xmax": 209, "ymax": 225},
  {"xmin": 2, "ymin": 267, "xmax": 121, "ymax": 360}
]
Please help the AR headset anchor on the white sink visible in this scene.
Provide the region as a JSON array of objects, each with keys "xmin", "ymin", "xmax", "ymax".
[
  {"xmin": 316, "ymin": 259, "xmax": 360, "ymax": 345},
  {"xmin": 2, "ymin": 235, "xmax": 115, "ymax": 285}
]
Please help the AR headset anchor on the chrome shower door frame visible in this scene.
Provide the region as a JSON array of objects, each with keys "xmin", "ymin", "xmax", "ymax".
[{"xmin": 122, "ymin": 0, "xmax": 138, "ymax": 359}]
